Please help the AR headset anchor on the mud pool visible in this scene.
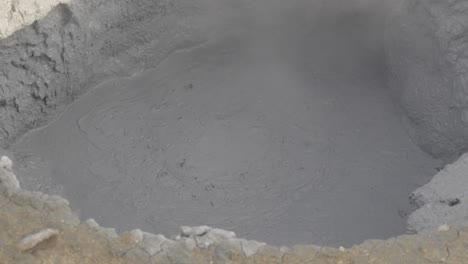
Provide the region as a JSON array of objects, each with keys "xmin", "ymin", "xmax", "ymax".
[{"xmin": 9, "ymin": 6, "xmax": 441, "ymax": 247}]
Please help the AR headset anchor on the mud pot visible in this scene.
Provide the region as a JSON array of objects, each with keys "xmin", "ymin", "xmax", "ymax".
[{"xmin": 4, "ymin": 0, "xmax": 452, "ymax": 248}]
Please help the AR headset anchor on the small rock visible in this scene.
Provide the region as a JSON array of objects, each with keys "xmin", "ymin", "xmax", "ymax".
[
  {"xmin": 16, "ymin": 228, "xmax": 59, "ymax": 251},
  {"xmin": 180, "ymin": 225, "xmax": 211, "ymax": 237},
  {"xmin": 209, "ymin": 228, "xmax": 236, "ymax": 239},
  {"xmin": 180, "ymin": 226, "xmax": 192, "ymax": 237},
  {"xmin": 193, "ymin": 228, "xmax": 238, "ymax": 248},
  {"xmin": 339, "ymin": 246, "xmax": 346, "ymax": 252},
  {"xmin": 166, "ymin": 236, "xmax": 195, "ymax": 249},
  {"xmin": 84, "ymin": 219, "xmax": 118, "ymax": 239},
  {"xmin": 240, "ymin": 239, "xmax": 266, "ymax": 257},
  {"xmin": 194, "ymin": 235, "xmax": 213, "ymax": 248},
  {"xmin": 0, "ymin": 157, "xmax": 20, "ymax": 194},
  {"xmin": 438, "ymin": 224, "xmax": 450, "ymax": 232},
  {"xmin": 192, "ymin": 225, "xmax": 212, "ymax": 236},
  {"xmin": 85, "ymin": 218, "xmax": 100, "ymax": 228},
  {"xmin": 141, "ymin": 233, "xmax": 168, "ymax": 256},
  {"xmin": 0, "ymin": 156, "xmax": 13, "ymax": 171},
  {"xmin": 129, "ymin": 229, "xmax": 144, "ymax": 243},
  {"xmin": 182, "ymin": 237, "xmax": 197, "ymax": 251},
  {"xmin": 280, "ymin": 246, "xmax": 290, "ymax": 252}
]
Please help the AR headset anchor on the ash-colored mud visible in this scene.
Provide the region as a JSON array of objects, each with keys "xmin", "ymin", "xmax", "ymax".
[{"xmin": 11, "ymin": 9, "xmax": 440, "ymax": 247}]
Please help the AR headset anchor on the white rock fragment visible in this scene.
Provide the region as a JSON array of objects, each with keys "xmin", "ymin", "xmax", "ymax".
[
  {"xmin": 196, "ymin": 228, "xmax": 237, "ymax": 248},
  {"xmin": 0, "ymin": 156, "xmax": 13, "ymax": 171},
  {"xmin": 209, "ymin": 228, "xmax": 236, "ymax": 239},
  {"xmin": 84, "ymin": 219, "xmax": 118, "ymax": 239},
  {"xmin": 180, "ymin": 226, "xmax": 192, "ymax": 237},
  {"xmin": 178, "ymin": 226, "xmax": 237, "ymax": 249},
  {"xmin": 194, "ymin": 235, "xmax": 213, "ymax": 249},
  {"xmin": 141, "ymin": 232, "xmax": 168, "ymax": 256},
  {"xmin": 177, "ymin": 226, "xmax": 245, "ymax": 250},
  {"xmin": 16, "ymin": 228, "xmax": 59, "ymax": 251},
  {"xmin": 129, "ymin": 229, "xmax": 144, "ymax": 243},
  {"xmin": 0, "ymin": 156, "xmax": 20, "ymax": 194},
  {"xmin": 339, "ymin": 246, "xmax": 346, "ymax": 252},
  {"xmin": 192, "ymin": 225, "xmax": 212, "ymax": 236},
  {"xmin": 160, "ymin": 239, "xmax": 178, "ymax": 252},
  {"xmin": 438, "ymin": 224, "xmax": 450, "ymax": 232},
  {"xmin": 280, "ymin": 246, "xmax": 290, "ymax": 253},
  {"xmin": 240, "ymin": 239, "xmax": 266, "ymax": 257},
  {"xmin": 180, "ymin": 225, "xmax": 211, "ymax": 237},
  {"xmin": 183, "ymin": 237, "xmax": 197, "ymax": 250},
  {"xmin": 85, "ymin": 218, "xmax": 100, "ymax": 228}
]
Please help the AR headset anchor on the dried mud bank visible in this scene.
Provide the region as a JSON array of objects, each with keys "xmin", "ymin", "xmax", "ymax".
[
  {"xmin": 385, "ymin": 0, "xmax": 468, "ymax": 161},
  {"xmin": 1, "ymin": 158, "xmax": 468, "ymax": 263},
  {"xmin": 0, "ymin": 0, "xmax": 211, "ymax": 148},
  {"xmin": 385, "ymin": 0, "xmax": 468, "ymax": 234}
]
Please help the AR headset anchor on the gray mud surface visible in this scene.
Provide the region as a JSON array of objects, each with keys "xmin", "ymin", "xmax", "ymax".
[{"xmin": 10, "ymin": 9, "xmax": 441, "ymax": 247}]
